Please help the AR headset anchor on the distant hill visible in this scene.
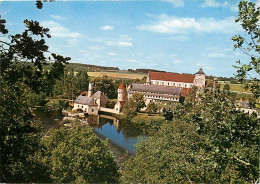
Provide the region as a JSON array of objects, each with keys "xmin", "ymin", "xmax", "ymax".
[
  {"xmin": 19, "ymin": 62, "xmax": 119, "ymax": 72},
  {"xmin": 127, "ymin": 68, "xmax": 165, "ymax": 73}
]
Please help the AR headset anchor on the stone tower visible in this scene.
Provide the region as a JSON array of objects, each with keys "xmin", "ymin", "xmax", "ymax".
[
  {"xmin": 88, "ymin": 83, "xmax": 93, "ymax": 97},
  {"xmin": 194, "ymin": 67, "xmax": 206, "ymax": 88},
  {"xmin": 118, "ymin": 82, "xmax": 126, "ymax": 102},
  {"xmin": 146, "ymin": 73, "xmax": 151, "ymax": 85}
]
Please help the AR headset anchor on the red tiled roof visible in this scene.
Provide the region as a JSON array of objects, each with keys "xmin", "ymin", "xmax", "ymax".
[
  {"xmin": 149, "ymin": 71, "xmax": 195, "ymax": 83},
  {"xmin": 118, "ymin": 82, "xmax": 125, "ymax": 89},
  {"xmin": 119, "ymin": 101, "xmax": 126, "ymax": 107},
  {"xmin": 181, "ymin": 88, "xmax": 192, "ymax": 97}
]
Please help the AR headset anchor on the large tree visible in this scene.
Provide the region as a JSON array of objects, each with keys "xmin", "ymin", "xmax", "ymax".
[
  {"xmin": 232, "ymin": 1, "xmax": 259, "ymax": 100},
  {"xmin": 41, "ymin": 124, "xmax": 119, "ymax": 183},
  {"xmin": 0, "ymin": 4, "xmax": 70, "ymax": 182}
]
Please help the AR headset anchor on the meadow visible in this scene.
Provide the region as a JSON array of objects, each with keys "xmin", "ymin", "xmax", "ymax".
[{"xmin": 88, "ymin": 71, "xmax": 146, "ymax": 79}]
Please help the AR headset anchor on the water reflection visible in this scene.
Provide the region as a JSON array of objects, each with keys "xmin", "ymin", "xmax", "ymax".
[{"xmin": 86, "ymin": 115, "xmax": 145, "ymax": 155}]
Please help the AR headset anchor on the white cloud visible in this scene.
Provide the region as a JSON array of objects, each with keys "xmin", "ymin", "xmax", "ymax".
[
  {"xmin": 169, "ymin": 35, "xmax": 189, "ymax": 42},
  {"xmin": 207, "ymin": 52, "xmax": 226, "ymax": 58},
  {"xmin": 161, "ymin": 0, "xmax": 185, "ymax": 7},
  {"xmin": 201, "ymin": 0, "xmax": 229, "ymax": 8},
  {"xmin": 137, "ymin": 14, "xmax": 242, "ymax": 34},
  {"xmin": 41, "ymin": 21, "xmax": 81, "ymax": 38},
  {"xmin": 230, "ymin": 3, "xmax": 238, "ymax": 12},
  {"xmin": 173, "ymin": 60, "xmax": 183, "ymax": 64},
  {"xmin": 51, "ymin": 15, "xmax": 66, "ymax": 21},
  {"xmin": 107, "ymin": 52, "xmax": 116, "ymax": 56},
  {"xmin": 100, "ymin": 25, "xmax": 114, "ymax": 30},
  {"xmin": 106, "ymin": 41, "xmax": 132, "ymax": 47}
]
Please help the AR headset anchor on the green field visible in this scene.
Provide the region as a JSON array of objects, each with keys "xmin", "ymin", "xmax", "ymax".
[
  {"xmin": 88, "ymin": 71, "xmax": 147, "ymax": 79},
  {"xmin": 219, "ymin": 83, "xmax": 251, "ymax": 93}
]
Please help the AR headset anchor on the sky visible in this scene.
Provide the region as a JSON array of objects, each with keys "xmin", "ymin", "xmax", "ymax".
[{"xmin": 0, "ymin": 0, "xmax": 259, "ymax": 77}]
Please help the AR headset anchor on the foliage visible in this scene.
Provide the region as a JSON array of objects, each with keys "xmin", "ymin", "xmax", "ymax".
[
  {"xmin": 232, "ymin": 1, "xmax": 259, "ymax": 99},
  {"xmin": 123, "ymin": 99, "xmax": 137, "ymax": 119},
  {"xmin": 121, "ymin": 122, "xmax": 214, "ymax": 184},
  {"xmin": 0, "ymin": 80, "xmax": 45, "ymax": 182},
  {"xmin": 0, "ymin": 20, "xmax": 70, "ymax": 95},
  {"xmin": 133, "ymin": 76, "xmax": 147, "ymax": 84},
  {"xmin": 162, "ymin": 107, "xmax": 173, "ymax": 121},
  {"xmin": 0, "ymin": 5, "xmax": 70, "ymax": 182},
  {"xmin": 53, "ymin": 70, "xmax": 89, "ymax": 99},
  {"xmin": 41, "ymin": 124, "xmax": 119, "ymax": 183},
  {"xmin": 223, "ymin": 83, "xmax": 231, "ymax": 91},
  {"xmin": 121, "ymin": 86, "xmax": 259, "ymax": 183},
  {"xmin": 91, "ymin": 77, "xmax": 118, "ymax": 99},
  {"xmin": 146, "ymin": 101, "xmax": 158, "ymax": 115},
  {"xmin": 131, "ymin": 92, "xmax": 146, "ymax": 112}
]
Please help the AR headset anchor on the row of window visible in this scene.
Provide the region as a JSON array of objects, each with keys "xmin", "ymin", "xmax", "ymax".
[
  {"xmin": 144, "ymin": 94, "xmax": 178, "ymax": 101},
  {"xmin": 152, "ymin": 80, "xmax": 192, "ymax": 88},
  {"xmin": 77, "ymin": 105, "xmax": 95, "ymax": 112}
]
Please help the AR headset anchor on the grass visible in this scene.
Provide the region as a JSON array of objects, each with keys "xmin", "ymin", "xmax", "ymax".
[
  {"xmin": 88, "ymin": 71, "xmax": 146, "ymax": 79},
  {"xmin": 135, "ymin": 112, "xmax": 164, "ymax": 120},
  {"xmin": 219, "ymin": 83, "xmax": 251, "ymax": 93}
]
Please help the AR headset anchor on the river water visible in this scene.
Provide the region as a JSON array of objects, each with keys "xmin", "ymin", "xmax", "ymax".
[
  {"xmin": 43, "ymin": 114, "xmax": 145, "ymax": 169},
  {"xmin": 88, "ymin": 115, "xmax": 145, "ymax": 155}
]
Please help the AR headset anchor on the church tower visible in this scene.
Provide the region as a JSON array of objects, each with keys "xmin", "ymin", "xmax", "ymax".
[{"xmin": 194, "ymin": 67, "xmax": 206, "ymax": 88}]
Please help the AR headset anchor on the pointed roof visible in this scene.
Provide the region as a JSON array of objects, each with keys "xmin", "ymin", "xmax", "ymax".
[
  {"xmin": 118, "ymin": 82, "xmax": 125, "ymax": 89},
  {"xmin": 195, "ymin": 67, "xmax": 205, "ymax": 75}
]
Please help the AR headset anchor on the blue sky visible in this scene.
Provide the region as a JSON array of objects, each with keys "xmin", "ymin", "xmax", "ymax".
[{"xmin": 1, "ymin": 0, "xmax": 259, "ymax": 77}]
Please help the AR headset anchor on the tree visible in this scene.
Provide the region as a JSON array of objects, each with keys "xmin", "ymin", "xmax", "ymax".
[
  {"xmin": 91, "ymin": 77, "xmax": 118, "ymax": 99},
  {"xmin": 41, "ymin": 124, "xmax": 119, "ymax": 183},
  {"xmin": 121, "ymin": 122, "xmax": 214, "ymax": 183},
  {"xmin": 232, "ymin": 1, "xmax": 259, "ymax": 99},
  {"xmin": 162, "ymin": 107, "xmax": 173, "ymax": 121},
  {"xmin": 131, "ymin": 93, "xmax": 146, "ymax": 112},
  {"xmin": 0, "ymin": 80, "xmax": 48, "ymax": 182},
  {"xmin": 146, "ymin": 101, "xmax": 158, "ymax": 115},
  {"xmin": 0, "ymin": 4, "xmax": 70, "ymax": 182},
  {"xmin": 123, "ymin": 98, "xmax": 137, "ymax": 119},
  {"xmin": 223, "ymin": 84, "xmax": 231, "ymax": 91},
  {"xmin": 121, "ymin": 86, "xmax": 259, "ymax": 183}
]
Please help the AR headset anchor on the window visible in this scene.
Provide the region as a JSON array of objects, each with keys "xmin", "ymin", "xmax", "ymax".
[
  {"xmin": 185, "ymin": 84, "xmax": 187, "ymax": 87},
  {"xmin": 92, "ymin": 109, "xmax": 94, "ymax": 112},
  {"xmin": 179, "ymin": 84, "xmax": 181, "ymax": 87},
  {"xmin": 157, "ymin": 82, "xmax": 159, "ymax": 84},
  {"xmin": 82, "ymin": 106, "xmax": 83, "ymax": 108},
  {"xmin": 78, "ymin": 105, "xmax": 80, "ymax": 108},
  {"xmin": 168, "ymin": 82, "xmax": 169, "ymax": 85},
  {"xmin": 162, "ymin": 82, "xmax": 164, "ymax": 85},
  {"xmin": 173, "ymin": 83, "xmax": 175, "ymax": 86}
]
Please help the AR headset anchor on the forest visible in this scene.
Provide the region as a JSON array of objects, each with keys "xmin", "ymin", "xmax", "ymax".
[{"xmin": 0, "ymin": 0, "xmax": 259, "ymax": 183}]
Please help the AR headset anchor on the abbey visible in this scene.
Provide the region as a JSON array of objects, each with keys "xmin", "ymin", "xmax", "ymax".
[
  {"xmin": 73, "ymin": 68, "xmax": 206, "ymax": 114},
  {"xmin": 114, "ymin": 68, "xmax": 206, "ymax": 112},
  {"xmin": 146, "ymin": 67, "xmax": 206, "ymax": 89}
]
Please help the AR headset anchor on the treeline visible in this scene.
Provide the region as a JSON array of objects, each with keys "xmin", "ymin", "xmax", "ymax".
[
  {"xmin": 19, "ymin": 61, "xmax": 119, "ymax": 72},
  {"xmin": 127, "ymin": 68, "xmax": 165, "ymax": 73}
]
